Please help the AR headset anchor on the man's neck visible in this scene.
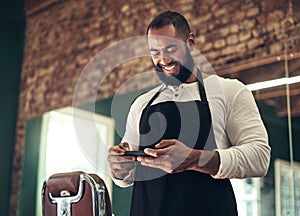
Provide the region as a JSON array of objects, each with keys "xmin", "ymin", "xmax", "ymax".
[{"xmin": 186, "ymin": 67, "xmax": 208, "ymax": 83}]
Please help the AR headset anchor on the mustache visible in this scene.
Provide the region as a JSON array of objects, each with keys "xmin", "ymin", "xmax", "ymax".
[{"xmin": 155, "ymin": 60, "xmax": 180, "ymax": 70}]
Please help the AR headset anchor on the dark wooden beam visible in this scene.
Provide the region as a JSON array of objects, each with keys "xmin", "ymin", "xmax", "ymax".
[
  {"xmin": 253, "ymin": 87, "xmax": 300, "ymax": 100},
  {"xmin": 26, "ymin": 0, "xmax": 59, "ymax": 16},
  {"xmin": 216, "ymin": 52, "xmax": 300, "ymax": 76}
]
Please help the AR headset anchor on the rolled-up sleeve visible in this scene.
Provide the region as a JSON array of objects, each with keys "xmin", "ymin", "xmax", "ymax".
[{"xmin": 213, "ymin": 80, "xmax": 271, "ymax": 179}]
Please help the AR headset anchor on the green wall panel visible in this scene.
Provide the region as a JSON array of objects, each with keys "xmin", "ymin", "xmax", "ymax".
[{"xmin": 0, "ymin": 1, "xmax": 25, "ymax": 215}]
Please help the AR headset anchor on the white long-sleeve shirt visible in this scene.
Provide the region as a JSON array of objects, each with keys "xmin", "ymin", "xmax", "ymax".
[{"xmin": 114, "ymin": 74, "xmax": 271, "ymax": 187}]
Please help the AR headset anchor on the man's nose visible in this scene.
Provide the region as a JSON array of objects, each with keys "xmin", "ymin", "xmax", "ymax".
[{"xmin": 158, "ymin": 51, "xmax": 171, "ymax": 65}]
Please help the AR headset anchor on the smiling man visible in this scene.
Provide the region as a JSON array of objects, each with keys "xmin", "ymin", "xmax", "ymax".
[
  {"xmin": 148, "ymin": 24, "xmax": 196, "ymax": 86},
  {"xmin": 108, "ymin": 11, "xmax": 271, "ymax": 216}
]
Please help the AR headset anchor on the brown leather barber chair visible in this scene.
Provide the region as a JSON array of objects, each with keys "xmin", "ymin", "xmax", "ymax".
[{"xmin": 42, "ymin": 171, "xmax": 112, "ymax": 216}]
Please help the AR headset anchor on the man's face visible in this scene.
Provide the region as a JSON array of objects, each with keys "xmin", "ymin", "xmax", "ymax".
[{"xmin": 148, "ymin": 25, "xmax": 194, "ymax": 85}]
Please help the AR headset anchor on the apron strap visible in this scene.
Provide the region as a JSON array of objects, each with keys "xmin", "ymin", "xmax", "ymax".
[
  {"xmin": 197, "ymin": 70, "xmax": 208, "ymax": 103},
  {"xmin": 144, "ymin": 84, "xmax": 165, "ymax": 108},
  {"xmin": 145, "ymin": 70, "xmax": 209, "ymax": 107}
]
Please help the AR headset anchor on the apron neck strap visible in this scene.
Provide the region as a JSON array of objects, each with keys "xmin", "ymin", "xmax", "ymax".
[
  {"xmin": 144, "ymin": 84, "xmax": 165, "ymax": 108},
  {"xmin": 145, "ymin": 70, "xmax": 208, "ymax": 107},
  {"xmin": 197, "ymin": 70, "xmax": 208, "ymax": 103}
]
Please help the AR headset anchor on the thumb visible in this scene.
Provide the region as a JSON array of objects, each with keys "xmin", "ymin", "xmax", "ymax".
[
  {"xmin": 119, "ymin": 142, "xmax": 130, "ymax": 151},
  {"xmin": 155, "ymin": 139, "xmax": 177, "ymax": 148}
]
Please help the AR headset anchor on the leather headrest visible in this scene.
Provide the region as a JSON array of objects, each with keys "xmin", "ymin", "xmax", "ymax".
[{"xmin": 47, "ymin": 171, "xmax": 83, "ymax": 197}]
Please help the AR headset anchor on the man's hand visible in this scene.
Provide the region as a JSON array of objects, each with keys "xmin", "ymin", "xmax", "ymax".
[
  {"xmin": 137, "ymin": 139, "xmax": 220, "ymax": 175},
  {"xmin": 137, "ymin": 139, "xmax": 196, "ymax": 173},
  {"xmin": 107, "ymin": 142, "xmax": 136, "ymax": 180}
]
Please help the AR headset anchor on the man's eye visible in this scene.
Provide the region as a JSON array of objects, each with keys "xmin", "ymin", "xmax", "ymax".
[
  {"xmin": 151, "ymin": 51, "xmax": 160, "ymax": 56},
  {"xmin": 166, "ymin": 47, "xmax": 177, "ymax": 53}
]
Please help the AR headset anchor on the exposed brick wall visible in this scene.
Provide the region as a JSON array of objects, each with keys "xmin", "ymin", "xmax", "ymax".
[{"xmin": 11, "ymin": 0, "xmax": 298, "ymax": 214}]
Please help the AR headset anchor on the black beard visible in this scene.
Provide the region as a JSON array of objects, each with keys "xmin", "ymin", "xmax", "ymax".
[
  {"xmin": 155, "ymin": 64, "xmax": 192, "ymax": 86},
  {"xmin": 153, "ymin": 48, "xmax": 195, "ymax": 86}
]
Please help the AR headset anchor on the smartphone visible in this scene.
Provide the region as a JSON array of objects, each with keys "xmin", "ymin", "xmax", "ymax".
[{"xmin": 123, "ymin": 150, "xmax": 151, "ymax": 157}]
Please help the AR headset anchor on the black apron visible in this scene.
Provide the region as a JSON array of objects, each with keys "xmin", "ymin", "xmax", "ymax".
[{"xmin": 130, "ymin": 75, "xmax": 238, "ymax": 216}]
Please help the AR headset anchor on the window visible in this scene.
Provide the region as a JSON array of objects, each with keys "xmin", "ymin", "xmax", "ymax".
[
  {"xmin": 275, "ymin": 159, "xmax": 300, "ymax": 216},
  {"xmin": 231, "ymin": 178, "xmax": 261, "ymax": 216},
  {"xmin": 35, "ymin": 107, "xmax": 114, "ymax": 215}
]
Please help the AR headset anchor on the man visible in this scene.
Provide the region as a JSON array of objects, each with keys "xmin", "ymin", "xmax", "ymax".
[{"xmin": 108, "ymin": 11, "xmax": 271, "ymax": 215}]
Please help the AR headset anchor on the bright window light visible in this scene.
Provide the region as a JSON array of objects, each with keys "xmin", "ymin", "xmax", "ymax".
[
  {"xmin": 231, "ymin": 178, "xmax": 261, "ymax": 216},
  {"xmin": 36, "ymin": 107, "xmax": 114, "ymax": 216},
  {"xmin": 246, "ymin": 75, "xmax": 300, "ymax": 91}
]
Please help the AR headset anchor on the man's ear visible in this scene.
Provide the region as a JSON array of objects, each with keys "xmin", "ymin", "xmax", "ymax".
[{"xmin": 187, "ymin": 32, "xmax": 195, "ymax": 48}]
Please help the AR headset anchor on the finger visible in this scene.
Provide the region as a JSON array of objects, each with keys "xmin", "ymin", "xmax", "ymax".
[
  {"xmin": 119, "ymin": 142, "xmax": 130, "ymax": 151},
  {"xmin": 155, "ymin": 139, "xmax": 177, "ymax": 148},
  {"xmin": 109, "ymin": 155, "xmax": 136, "ymax": 163},
  {"xmin": 111, "ymin": 160, "xmax": 136, "ymax": 169},
  {"xmin": 139, "ymin": 157, "xmax": 162, "ymax": 166},
  {"xmin": 140, "ymin": 161, "xmax": 159, "ymax": 168},
  {"xmin": 109, "ymin": 146, "xmax": 126, "ymax": 155},
  {"xmin": 144, "ymin": 147, "xmax": 171, "ymax": 157},
  {"xmin": 137, "ymin": 153, "xmax": 169, "ymax": 164},
  {"xmin": 140, "ymin": 160, "xmax": 171, "ymax": 173},
  {"xmin": 143, "ymin": 148, "xmax": 158, "ymax": 157}
]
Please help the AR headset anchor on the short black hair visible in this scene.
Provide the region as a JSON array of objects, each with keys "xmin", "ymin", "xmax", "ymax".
[{"xmin": 146, "ymin": 10, "xmax": 191, "ymax": 40}]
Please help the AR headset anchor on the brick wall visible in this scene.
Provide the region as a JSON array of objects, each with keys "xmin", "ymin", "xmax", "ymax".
[{"xmin": 11, "ymin": 0, "xmax": 298, "ymax": 214}]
